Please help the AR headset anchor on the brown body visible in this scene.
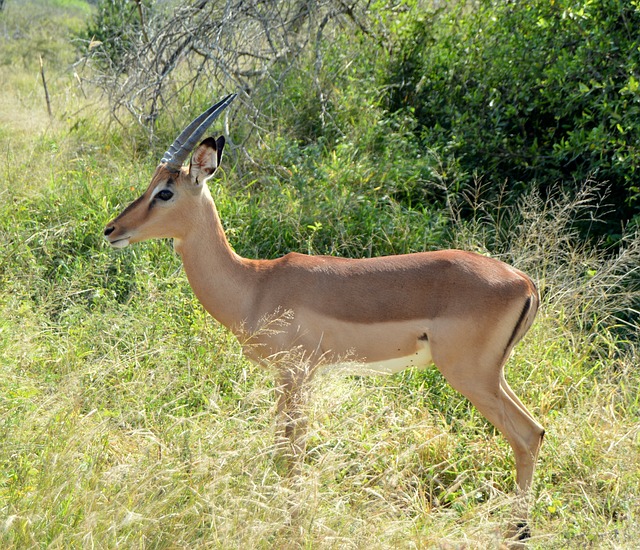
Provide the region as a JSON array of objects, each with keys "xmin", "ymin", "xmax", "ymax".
[{"xmin": 105, "ymin": 133, "xmax": 544, "ymax": 541}]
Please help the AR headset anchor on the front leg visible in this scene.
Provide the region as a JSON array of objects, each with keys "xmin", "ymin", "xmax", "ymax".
[{"xmin": 274, "ymin": 362, "xmax": 313, "ymax": 476}]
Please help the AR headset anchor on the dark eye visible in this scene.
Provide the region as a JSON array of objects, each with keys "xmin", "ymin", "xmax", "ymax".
[{"xmin": 156, "ymin": 189, "xmax": 174, "ymax": 201}]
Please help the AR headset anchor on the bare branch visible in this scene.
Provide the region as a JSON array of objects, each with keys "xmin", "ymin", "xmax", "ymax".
[{"xmin": 77, "ymin": 0, "xmax": 378, "ymax": 142}]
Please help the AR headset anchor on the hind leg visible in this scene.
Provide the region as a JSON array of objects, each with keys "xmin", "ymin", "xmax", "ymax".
[
  {"xmin": 435, "ymin": 361, "xmax": 544, "ymax": 541},
  {"xmin": 442, "ymin": 367, "xmax": 544, "ymax": 490},
  {"xmin": 501, "ymin": 372, "xmax": 539, "ymax": 425}
]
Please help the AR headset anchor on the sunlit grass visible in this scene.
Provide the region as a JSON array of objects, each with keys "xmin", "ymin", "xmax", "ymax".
[
  {"xmin": 3, "ymin": 287, "xmax": 637, "ymax": 548},
  {"xmin": 1, "ymin": 2, "xmax": 639, "ymax": 548}
]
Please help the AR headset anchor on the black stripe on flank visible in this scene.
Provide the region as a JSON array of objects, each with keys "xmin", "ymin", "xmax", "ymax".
[{"xmin": 503, "ymin": 296, "xmax": 531, "ymax": 359}]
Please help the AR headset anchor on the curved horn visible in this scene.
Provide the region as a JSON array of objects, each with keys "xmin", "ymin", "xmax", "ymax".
[{"xmin": 161, "ymin": 93, "xmax": 237, "ymax": 171}]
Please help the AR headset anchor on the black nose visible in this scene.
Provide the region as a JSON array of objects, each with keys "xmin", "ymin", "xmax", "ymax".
[{"xmin": 104, "ymin": 226, "xmax": 115, "ymax": 236}]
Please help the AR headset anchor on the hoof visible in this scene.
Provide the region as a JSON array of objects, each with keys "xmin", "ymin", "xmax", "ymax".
[
  {"xmin": 504, "ymin": 521, "xmax": 531, "ymax": 548},
  {"xmin": 515, "ymin": 521, "xmax": 531, "ymax": 541}
]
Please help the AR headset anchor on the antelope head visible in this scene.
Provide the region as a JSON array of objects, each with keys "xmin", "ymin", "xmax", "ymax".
[{"xmin": 104, "ymin": 94, "xmax": 236, "ymax": 248}]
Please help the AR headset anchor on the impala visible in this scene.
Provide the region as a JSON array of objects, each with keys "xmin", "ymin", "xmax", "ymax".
[{"xmin": 104, "ymin": 94, "xmax": 544, "ymax": 540}]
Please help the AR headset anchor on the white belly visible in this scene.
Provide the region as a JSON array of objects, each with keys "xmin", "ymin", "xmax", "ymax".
[
  {"xmin": 326, "ymin": 340, "xmax": 433, "ymax": 375},
  {"xmin": 245, "ymin": 309, "xmax": 436, "ymax": 375}
]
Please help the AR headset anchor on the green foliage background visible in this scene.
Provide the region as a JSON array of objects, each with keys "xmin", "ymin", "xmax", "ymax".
[
  {"xmin": 388, "ymin": 0, "xmax": 640, "ymax": 239},
  {"xmin": 1, "ymin": 0, "xmax": 639, "ymax": 548}
]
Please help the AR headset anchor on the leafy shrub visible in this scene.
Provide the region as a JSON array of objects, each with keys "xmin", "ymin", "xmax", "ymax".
[
  {"xmin": 386, "ymin": 0, "xmax": 640, "ymax": 239},
  {"xmin": 78, "ymin": 0, "xmax": 150, "ymax": 69}
]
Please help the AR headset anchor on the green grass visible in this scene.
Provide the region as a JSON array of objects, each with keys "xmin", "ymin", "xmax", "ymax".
[{"xmin": 1, "ymin": 2, "xmax": 639, "ymax": 548}]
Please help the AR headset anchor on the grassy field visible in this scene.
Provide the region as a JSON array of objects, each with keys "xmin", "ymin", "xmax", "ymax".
[{"xmin": 1, "ymin": 1, "xmax": 639, "ymax": 548}]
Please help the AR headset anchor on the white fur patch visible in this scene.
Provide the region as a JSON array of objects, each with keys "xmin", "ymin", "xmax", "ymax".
[
  {"xmin": 327, "ymin": 342, "xmax": 433, "ymax": 375},
  {"xmin": 110, "ymin": 238, "xmax": 130, "ymax": 249}
]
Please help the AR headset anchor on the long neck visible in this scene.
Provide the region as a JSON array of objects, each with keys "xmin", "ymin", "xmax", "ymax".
[{"xmin": 173, "ymin": 194, "xmax": 254, "ymax": 335}]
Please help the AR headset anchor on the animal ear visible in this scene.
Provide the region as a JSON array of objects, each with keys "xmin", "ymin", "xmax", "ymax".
[
  {"xmin": 216, "ymin": 135, "xmax": 225, "ymax": 168},
  {"xmin": 189, "ymin": 136, "xmax": 224, "ymax": 185}
]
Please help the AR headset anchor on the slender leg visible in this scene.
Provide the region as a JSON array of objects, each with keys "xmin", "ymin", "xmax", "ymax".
[
  {"xmin": 436, "ymin": 363, "xmax": 544, "ymax": 541},
  {"xmin": 500, "ymin": 372, "xmax": 539, "ymax": 425},
  {"xmin": 275, "ymin": 362, "xmax": 312, "ymax": 476}
]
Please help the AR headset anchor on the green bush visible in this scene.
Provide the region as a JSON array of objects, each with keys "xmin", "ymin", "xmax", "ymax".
[
  {"xmin": 387, "ymin": 0, "xmax": 640, "ymax": 239},
  {"xmin": 78, "ymin": 0, "xmax": 149, "ymax": 68}
]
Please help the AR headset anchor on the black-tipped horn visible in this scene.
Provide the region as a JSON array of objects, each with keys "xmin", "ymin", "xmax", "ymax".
[{"xmin": 161, "ymin": 93, "xmax": 237, "ymax": 171}]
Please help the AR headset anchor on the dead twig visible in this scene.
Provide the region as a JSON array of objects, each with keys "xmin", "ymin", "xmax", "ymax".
[
  {"xmin": 76, "ymin": 0, "xmax": 380, "ymax": 142},
  {"xmin": 39, "ymin": 55, "xmax": 53, "ymax": 119}
]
